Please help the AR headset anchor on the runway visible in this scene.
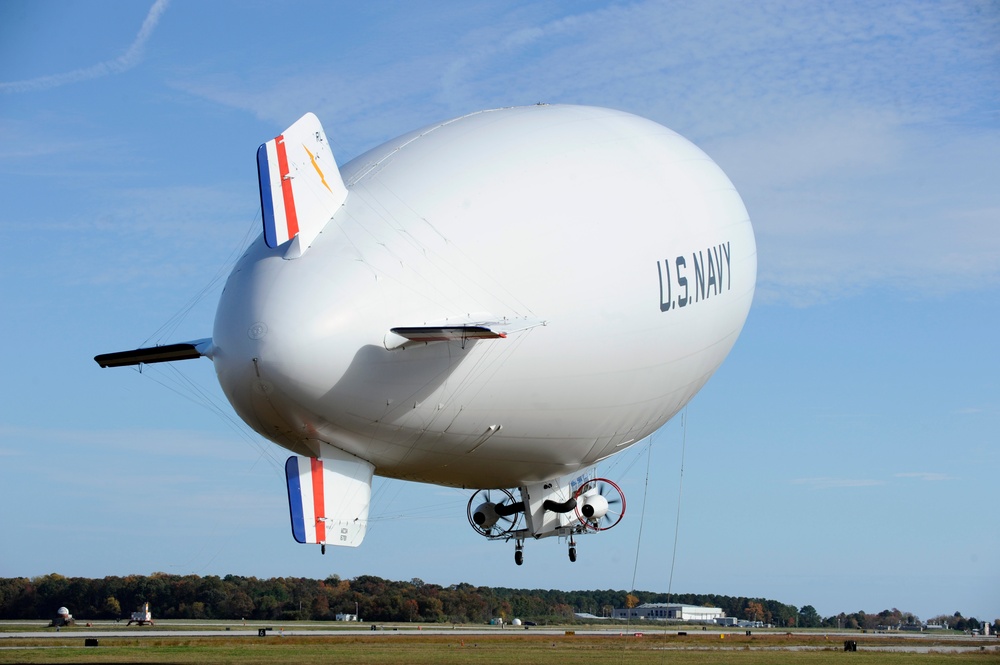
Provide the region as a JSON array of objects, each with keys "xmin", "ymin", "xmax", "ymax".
[{"xmin": 2, "ymin": 623, "xmax": 998, "ymax": 655}]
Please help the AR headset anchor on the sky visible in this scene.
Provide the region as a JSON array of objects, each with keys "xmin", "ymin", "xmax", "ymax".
[{"xmin": 1, "ymin": 0, "xmax": 998, "ymax": 623}]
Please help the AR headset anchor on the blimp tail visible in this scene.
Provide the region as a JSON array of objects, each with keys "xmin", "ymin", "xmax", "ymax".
[
  {"xmin": 284, "ymin": 444, "xmax": 374, "ymax": 548},
  {"xmin": 257, "ymin": 112, "xmax": 348, "ymax": 259}
]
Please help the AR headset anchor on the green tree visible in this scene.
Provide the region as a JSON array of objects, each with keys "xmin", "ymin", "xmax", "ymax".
[
  {"xmin": 256, "ymin": 595, "xmax": 280, "ymax": 620},
  {"xmin": 33, "ymin": 573, "xmax": 70, "ymax": 617},
  {"xmin": 418, "ymin": 596, "xmax": 444, "ymax": 622},
  {"xmin": 552, "ymin": 603, "xmax": 575, "ymax": 621},
  {"xmin": 798, "ymin": 605, "xmax": 821, "ymax": 628},
  {"xmin": 221, "ymin": 590, "xmax": 255, "ymax": 619},
  {"xmin": 953, "ymin": 613, "xmax": 968, "ymax": 631},
  {"xmin": 100, "ymin": 596, "xmax": 121, "ymax": 619}
]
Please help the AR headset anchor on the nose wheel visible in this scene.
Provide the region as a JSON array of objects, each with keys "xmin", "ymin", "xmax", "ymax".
[
  {"xmin": 514, "ymin": 540, "xmax": 524, "ymax": 566},
  {"xmin": 568, "ymin": 535, "xmax": 577, "ymax": 562}
]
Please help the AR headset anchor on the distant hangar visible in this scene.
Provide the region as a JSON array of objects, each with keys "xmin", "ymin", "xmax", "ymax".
[{"xmin": 613, "ymin": 603, "xmax": 725, "ymax": 622}]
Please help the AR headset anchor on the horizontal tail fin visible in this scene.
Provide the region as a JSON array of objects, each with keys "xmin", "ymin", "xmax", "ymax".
[
  {"xmin": 94, "ymin": 338, "xmax": 213, "ymax": 368},
  {"xmin": 389, "ymin": 325, "xmax": 506, "ymax": 343},
  {"xmin": 384, "ymin": 316, "xmax": 546, "ymax": 350},
  {"xmin": 257, "ymin": 112, "xmax": 347, "ymax": 258}
]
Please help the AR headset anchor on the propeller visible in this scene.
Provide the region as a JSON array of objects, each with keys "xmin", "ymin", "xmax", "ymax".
[
  {"xmin": 466, "ymin": 488, "xmax": 521, "ymax": 537},
  {"xmin": 574, "ymin": 478, "xmax": 626, "ymax": 531}
]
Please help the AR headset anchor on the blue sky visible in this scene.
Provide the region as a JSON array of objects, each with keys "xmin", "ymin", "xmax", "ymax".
[{"xmin": 1, "ymin": 0, "xmax": 997, "ymax": 623}]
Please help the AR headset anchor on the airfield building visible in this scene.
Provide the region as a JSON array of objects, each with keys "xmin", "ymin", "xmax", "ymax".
[{"xmin": 612, "ymin": 603, "xmax": 724, "ymax": 622}]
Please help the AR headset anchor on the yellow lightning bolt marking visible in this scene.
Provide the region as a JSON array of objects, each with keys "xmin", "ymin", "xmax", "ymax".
[{"xmin": 303, "ymin": 144, "xmax": 333, "ymax": 193}]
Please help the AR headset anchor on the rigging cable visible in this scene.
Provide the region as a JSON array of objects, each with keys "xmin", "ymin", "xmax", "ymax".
[
  {"xmin": 621, "ymin": 435, "xmax": 654, "ymax": 645},
  {"xmin": 666, "ymin": 408, "xmax": 688, "ymax": 602},
  {"xmin": 629, "ymin": 438, "xmax": 653, "ymax": 593},
  {"xmin": 141, "ymin": 213, "xmax": 259, "ymax": 348}
]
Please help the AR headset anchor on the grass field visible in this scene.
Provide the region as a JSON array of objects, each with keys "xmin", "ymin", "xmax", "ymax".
[{"xmin": 1, "ymin": 630, "xmax": 997, "ymax": 664}]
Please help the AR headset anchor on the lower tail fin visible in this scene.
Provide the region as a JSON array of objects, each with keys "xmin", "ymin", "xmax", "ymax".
[{"xmin": 284, "ymin": 445, "xmax": 373, "ymax": 548}]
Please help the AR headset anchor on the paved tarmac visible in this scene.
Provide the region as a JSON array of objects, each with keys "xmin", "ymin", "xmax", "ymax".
[{"xmin": 2, "ymin": 624, "xmax": 999, "ymax": 654}]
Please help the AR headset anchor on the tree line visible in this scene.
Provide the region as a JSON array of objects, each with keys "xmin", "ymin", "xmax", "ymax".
[{"xmin": 0, "ymin": 573, "xmax": 994, "ymax": 632}]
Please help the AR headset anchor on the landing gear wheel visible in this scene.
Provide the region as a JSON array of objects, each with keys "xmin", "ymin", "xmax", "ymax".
[
  {"xmin": 514, "ymin": 550, "xmax": 523, "ymax": 566},
  {"xmin": 568, "ymin": 546, "xmax": 577, "ymax": 562},
  {"xmin": 574, "ymin": 477, "xmax": 626, "ymax": 531},
  {"xmin": 466, "ymin": 488, "xmax": 518, "ymax": 537}
]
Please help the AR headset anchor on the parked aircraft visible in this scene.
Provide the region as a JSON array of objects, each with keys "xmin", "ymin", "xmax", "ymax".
[{"xmin": 96, "ymin": 104, "xmax": 756, "ymax": 564}]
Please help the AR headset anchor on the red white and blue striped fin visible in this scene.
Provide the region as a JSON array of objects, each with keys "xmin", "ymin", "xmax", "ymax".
[
  {"xmin": 257, "ymin": 113, "xmax": 348, "ymax": 258},
  {"xmin": 284, "ymin": 447, "xmax": 373, "ymax": 548}
]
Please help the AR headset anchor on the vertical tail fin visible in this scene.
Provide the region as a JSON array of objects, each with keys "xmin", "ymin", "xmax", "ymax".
[
  {"xmin": 284, "ymin": 446, "xmax": 373, "ymax": 548},
  {"xmin": 257, "ymin": 112, "xmax": 348, "ymax": 258}
]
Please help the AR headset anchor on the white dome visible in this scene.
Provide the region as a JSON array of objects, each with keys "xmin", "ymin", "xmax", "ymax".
[
  {"xmin": 511, "ymin": 618, "xmax": 522, "ymax": 626},
  {"xmin": 57, "ymin": 607, "xmax": 69, "ymax": 616}
]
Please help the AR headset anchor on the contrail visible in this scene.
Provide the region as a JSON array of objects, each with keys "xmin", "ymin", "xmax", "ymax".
[{"xmin": 1, "ymin": 0, "xmax": 170, "ymax": 93}]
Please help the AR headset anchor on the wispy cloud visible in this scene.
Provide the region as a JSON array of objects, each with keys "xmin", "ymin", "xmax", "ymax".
[
  {"xmin": 952, "ymin": 407, "xmax": 986, "ymax": 415},
  {"xmin": 166, "ymin": 1, "xmax": 1000, "ymax": 305},
  {"xmin": 894, "ymin": 472, "xmax": 955, "ymax": 482},
  {"xmin": 794, "ymin": 472, "xmax": 957, "ymax": 488},
  {"xmin": 3, "ymin": 182, "xmax": 255, "ymax": 298},
  {"xmin": 792, "ymin": 477, "xmax": 886, "ymax": 490},
  {"xmin": 0, "ymin": 0, "xmax": 169, "ymax": 93}
]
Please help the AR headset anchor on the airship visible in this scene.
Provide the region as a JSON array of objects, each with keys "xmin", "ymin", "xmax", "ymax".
[{"xmin": 97, "ymin": 104, "xmax": 756, "ymax": 564}]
